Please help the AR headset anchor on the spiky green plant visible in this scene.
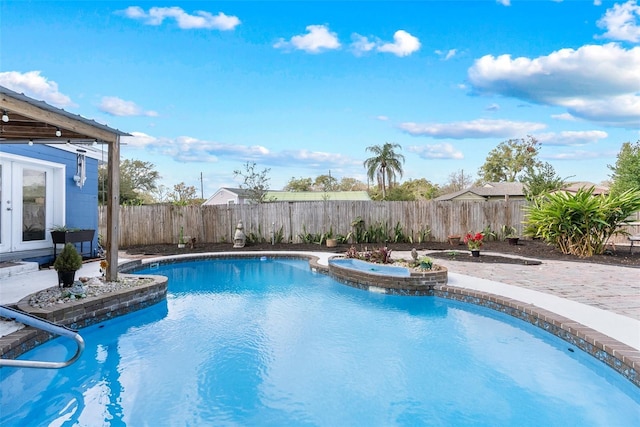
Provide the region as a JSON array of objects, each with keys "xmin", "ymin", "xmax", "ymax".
[{"xmin": 524, "ymin": 187, "xmax": 640, "ymax": 257}]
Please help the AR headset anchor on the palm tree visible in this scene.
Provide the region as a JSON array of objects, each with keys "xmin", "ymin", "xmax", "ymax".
[{"xmin": 363, "ymin": 142, "xmax": 405, "ymax": 200}]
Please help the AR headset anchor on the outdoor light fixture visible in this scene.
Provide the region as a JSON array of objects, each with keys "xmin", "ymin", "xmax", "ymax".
[
  {"xmin": 55, "ymin": 127, "xmax": 62, "ymax": 137},
  {"xmin": 28, "ymin": 139, "xmax": 33, "ymax": 146},
  {"xmin": 1, "ymin": 111, "xmax": 8, "ymax": 123}
]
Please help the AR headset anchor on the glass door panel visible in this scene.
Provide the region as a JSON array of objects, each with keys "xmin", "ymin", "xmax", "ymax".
[{"xmin": 22, "ymin": 169, "xmax": 46, "ymax": 241}]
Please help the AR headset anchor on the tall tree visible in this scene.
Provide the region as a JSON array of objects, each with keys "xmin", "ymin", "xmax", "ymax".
[
  {"xmin": 283, "ymin": 177, "xmax": 313, "ymax": 192},
  {"xmin": 521, "ymin": 162, "xmax": 568, "ymax": 200},
  {"xmin": 609, "ymin": 141, "xmax": 640, "ymax": 195},
  {"xmin": 399, "ymin": 178, "xmax": 440, "ymax": 200},
  {"xmin": 98, "ymin": 158, "xmax": 160, "ymax": 205},
  {"xmin": 363, "ymin": 142, "xmax": 405, "ymax": 200},
  {"xmin": 169, "ymin": 182, "xmax": 200, "ymax": 205},
  {"xmin": 313, "ymin": 174, "xmax": 338, "ymax": 192},
  {"xmin": 233, "ymin": 161, "xmax": 271, "ymax": 203},
  {"xmin": 337, "ymin": 177, "xmax": 367, "ymax": 191},
  {"xmin": 439, "ymin": 169, "xmax": 474, "ymax": 195},
  {"xmin": 478, "ymin": 136, "xmax": 542, "ymax": 183}
]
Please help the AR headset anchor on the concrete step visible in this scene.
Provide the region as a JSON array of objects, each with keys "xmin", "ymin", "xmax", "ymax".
[{"xmin": 0, "ymin": 261, "xmax": 40, "ymax": 280}]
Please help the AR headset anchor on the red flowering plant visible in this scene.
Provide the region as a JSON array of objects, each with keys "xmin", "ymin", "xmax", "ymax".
[{"xmin": 464, "ymin": 232, "xmax": 484, "ymax": 251}]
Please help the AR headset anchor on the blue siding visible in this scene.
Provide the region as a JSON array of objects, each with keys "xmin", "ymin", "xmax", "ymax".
[{"xmin": 1, "ymin": 144, "xmax": 99, "ymax": 261}]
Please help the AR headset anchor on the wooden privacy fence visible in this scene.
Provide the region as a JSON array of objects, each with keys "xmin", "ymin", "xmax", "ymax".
[
  {"xmin": 99, "ymin": 200, "xmax": 529, "ymax": 246},
  {"xmin": 99, "ymin": 200, "xmax": 639, "ymax": 247}
]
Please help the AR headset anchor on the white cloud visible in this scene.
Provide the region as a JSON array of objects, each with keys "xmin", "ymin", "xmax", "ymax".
[
  {"xmin": 436, "ymin": 49, "xmax": 457, "ymax": 60},
  {"xmin": 0, "ymin": 70, "xmax": 75, "ymax": 107},
  {"xmin": 534, "ymin": 130, "xmax": 608, "ymax": 146},
  {"xmin": 596, "ymin": 0, "xmax": 640, "ymax": 42},
  {"xmin": 376, "ymin": 115, "xmax": 389, "ymax": 121},
  {"xmin": 594, "ymin": 0, "xmax": 602, "ymax": 5},
  {"xmin": 398, "ymin": 119, "xmax": 546, "ymax": 139},
  {"xmin": 467, "ymin": 43, "xmax": 640, "ymax": 128},
  {"xmin": 99, "ymin": 96, "xmax": 158, "ymax": 117},
  {"xmin": 551, "ymin": 113, "xmax": 577, "ymax": 121},
  {"xmin": 496, "ymin": 0, "xmax": 511, "ymax": 6},
  {"xmin": 274, "ymin": 25, "xmax": 340, "ymax": 53},
  {"xmin": 121, "ymin": 131, "xmax": 157, "ymax": 148},
  {"xmin": 377, "ymin": 30, "xmax": 421, "ymax": 57},
  {"xmin": 121, "ymin": 6, "xmax": 240, "ymax": 30},
  {"xmin": 544, "ymin": 149, "xmax": 616, "ymax": 161},
  {"xmin": 485, "ymin": 103, "xmax": 500, "ymax": 112},
  {"xmin": 350, "ymin": 34, "xmax": 376, "ymax": 55},
  {"xmin": 407, "ymin": 143, "xmax": 464, "ymax": 160},
  {"xmin": 121, "ymin": 132, "xmax": 359, "ymax": 169}
]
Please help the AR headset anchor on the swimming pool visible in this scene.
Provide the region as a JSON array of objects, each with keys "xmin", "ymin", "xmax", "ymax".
[{"xmin": 1, "ymin": 257, "xmax": 638, "ymax": 426}]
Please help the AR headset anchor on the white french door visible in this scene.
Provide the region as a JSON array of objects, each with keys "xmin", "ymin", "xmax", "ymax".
[{"xmin": 0, "ymin": 153, "xmax": 65, "ymax": 254}]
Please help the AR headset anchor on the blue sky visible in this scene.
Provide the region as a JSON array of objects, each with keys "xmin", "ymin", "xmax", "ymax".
[{"xmin": 1, "ymin": 0, "xmax": 639, "ymax": 197}]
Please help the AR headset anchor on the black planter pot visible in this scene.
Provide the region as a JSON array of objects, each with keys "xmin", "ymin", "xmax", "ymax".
[
  {"xmin": 51, "ymin": 229, "xmax": 95, "ymax": 258},
  {"xmin": 471, "ymin": 250, "xmax": 480, "ymax": 258},
  {"xmin": 57, "ymin": 270, "xmax": 77, "ymax": 288},
  {"xmin": 507, "ymin": 237, "xmax": 520, "ymax": 246}
]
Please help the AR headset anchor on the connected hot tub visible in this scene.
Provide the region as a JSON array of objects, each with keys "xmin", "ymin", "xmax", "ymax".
[{"xmin": 328, "ymin": 257, "xmax": 448, "ymax": 295}]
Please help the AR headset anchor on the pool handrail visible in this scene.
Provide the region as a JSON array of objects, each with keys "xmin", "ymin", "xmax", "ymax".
[{"xmin": 0, "ymin": 305, "xmax": 85, "ymax": 369}]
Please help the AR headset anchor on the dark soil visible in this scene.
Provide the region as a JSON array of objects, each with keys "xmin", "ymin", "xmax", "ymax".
[{"xmin": 124, "ymin": 239, "xmax": 640, "ymax": 268}]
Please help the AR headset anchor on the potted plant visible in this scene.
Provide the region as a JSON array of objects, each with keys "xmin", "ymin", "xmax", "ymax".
[
  {"xmin": 501, "ymin": 225, "xmax": 519, "ymax": 245},
  {"xmin": 464, "ymin": 232, "xmax": 484, "ymax": 257},
  {"xmin": 325, "ymin": 227, "xmax": 337, "ymax": 248},
  {"xmin": 418, "ymin": 256, "xmax": 433, "ymax": 270},
  {"xmin": 50, "ymin": 225, "xmax": 96, "ymax": 258},
  {"xmin": 53, "ymin": 243, "xmax": 83, "ymax": 287}
]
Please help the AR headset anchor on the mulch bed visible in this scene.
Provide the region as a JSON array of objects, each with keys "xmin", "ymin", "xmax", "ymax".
[{"xmin": 124, "ymin": 239, "xmax": 640, "ymax": 268}]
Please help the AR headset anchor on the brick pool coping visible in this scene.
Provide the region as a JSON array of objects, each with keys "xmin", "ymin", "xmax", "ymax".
[
  {"xmin": 315, "ymin": 256, "xmax": 639, "ymax": 388},
  {"xmin": 0, "ymin": 274, "xmax": 167, "ymax": 360},
  {"xmin": 1, "ymin": 253, "xmax": 637, "ymax": 388}
]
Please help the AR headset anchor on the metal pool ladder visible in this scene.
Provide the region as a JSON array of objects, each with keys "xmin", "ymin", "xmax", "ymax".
[{"xmin": 0, "ymin": 305, "xmax": 85, "ymax": 369}]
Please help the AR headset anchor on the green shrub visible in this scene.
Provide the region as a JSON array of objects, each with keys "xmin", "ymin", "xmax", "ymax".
[
  {"xmin": 53, "ymin": 243, "xmax": 83, "ymax": 271},
  {"xmin": 524, "ymin": 187, "xmax": 640, "ymax": 257}
]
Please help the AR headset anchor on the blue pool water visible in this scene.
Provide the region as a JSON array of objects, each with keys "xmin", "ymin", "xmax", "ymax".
[
  {"xmin": 329, "ymin": 258, "xmax": 411, "ymax": 277},
  {"xmin": 1, "ymin": 258, "xmax": 639, "ymax": 426}
]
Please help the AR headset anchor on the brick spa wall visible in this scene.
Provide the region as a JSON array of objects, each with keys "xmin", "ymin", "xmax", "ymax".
[
  {"xmin": 0, "ymin": 274, "xmax": 167, "ymax": 360},
  {"xmin": 326, "ymin": 259, "xmax": 448, "ymax": 295}
]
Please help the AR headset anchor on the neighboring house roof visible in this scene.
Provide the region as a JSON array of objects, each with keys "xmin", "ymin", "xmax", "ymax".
[
  {"xmin": 219, "ymin": 187, "xmax": 254, "ymax": 198},
  {"xmin": 204, "ymin": 188, "xmax": 371, "ymax": 205},
  {"xmin": 558, "ymin": 181, "xmax": 609, "ymax": 196},
  {"xmin": 435, "ymin": 182, "xmax": 525, "ymax": 201},
  {"xmin": 265, "ymin": 191, "xmax": 371, "ymax": 202}
]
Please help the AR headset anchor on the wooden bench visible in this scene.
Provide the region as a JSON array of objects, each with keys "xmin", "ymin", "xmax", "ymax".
[{"xmin": 629, "ymin": 235, "xmax": 640, "ymax": 253}]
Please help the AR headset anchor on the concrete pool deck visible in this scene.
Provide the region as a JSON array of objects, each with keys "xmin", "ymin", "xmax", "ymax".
[{"xmin": 1, "ymin": 250, "xmax": 639, "ymax": 353}]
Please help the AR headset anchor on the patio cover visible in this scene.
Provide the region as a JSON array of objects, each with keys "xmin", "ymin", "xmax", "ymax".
[{"xmin": 0, "ymin": 85, "xmax": 128, "ymax": 281}]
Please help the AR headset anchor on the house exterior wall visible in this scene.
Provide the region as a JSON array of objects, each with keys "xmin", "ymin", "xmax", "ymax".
[
  {"xmin": 0, "ymin": 144, "xmax": 99, "ymax": 263},
  {"xmin": 203, "ymin": 189, "xmax": 243, "ymax": 205}
]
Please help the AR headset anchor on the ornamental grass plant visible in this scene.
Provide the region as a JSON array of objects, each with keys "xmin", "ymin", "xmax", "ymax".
[{"xmin": 523, "ymin": 187, "xmax": 640, "ymax": 257}]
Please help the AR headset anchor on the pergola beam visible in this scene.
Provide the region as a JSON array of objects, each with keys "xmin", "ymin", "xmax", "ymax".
[{"xmin": 1, "ymin": 94, "xmax": 118, "ymax": 143}]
